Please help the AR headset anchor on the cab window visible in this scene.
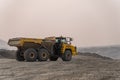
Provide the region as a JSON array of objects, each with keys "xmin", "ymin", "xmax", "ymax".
[{"xmin": 56, "ymin": 38, "xmax": 67, "ymax": 43}]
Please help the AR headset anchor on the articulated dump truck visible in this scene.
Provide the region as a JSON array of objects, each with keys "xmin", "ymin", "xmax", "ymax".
[{"xmin": 8, "ymin": 36, "xmax": 77, "ymax": 62}]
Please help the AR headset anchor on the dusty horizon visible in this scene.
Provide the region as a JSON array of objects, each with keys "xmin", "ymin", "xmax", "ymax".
[{"xmin": 0, "ymin": 0, "xmax": 120, "ymax": 47}]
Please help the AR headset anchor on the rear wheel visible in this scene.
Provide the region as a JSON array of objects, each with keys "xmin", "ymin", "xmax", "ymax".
[
  {"xmin": 38, "ymin": 49, "xmax": 49, "ymax": 61},
  {"xmin": 49, "ymin": 56, "xmax": 58, "ymax": 61},
  {"xmin": 16, "ymin": 50, "xmax": 25, "ymax": 61},
  {"xmin": 24, "ymin": 48, "xmax": 37, "ymax": 62},
  {"xmin": 62, "ymin": 50, "xmax": 72, "ymax": 61}
]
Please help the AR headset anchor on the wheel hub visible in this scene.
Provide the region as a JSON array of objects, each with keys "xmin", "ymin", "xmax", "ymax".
[
  {"xmin": 67, "ymin": 54, "xmax": 71, "ymax": 59},
  {"xmin": 29, "ymin": 52, "xmax": 35, "ymax": 58},
  {"xmin": 42, "ymin": 53, "xmax": 47, "ymax": 58}
]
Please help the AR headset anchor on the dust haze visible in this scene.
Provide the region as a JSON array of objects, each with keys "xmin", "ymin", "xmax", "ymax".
[
  {"xmin": 0, "ymin": 0, "xmax": 120, "ymax": 47},
  {"xmin": 0, "ymin": 1, "xmax": 120, "ymax": 80}
]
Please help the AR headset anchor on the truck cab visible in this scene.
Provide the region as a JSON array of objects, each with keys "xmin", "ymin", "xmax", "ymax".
[{"xmin": 52, "ymin": 37, "xmax": 77, "ymax": 61}]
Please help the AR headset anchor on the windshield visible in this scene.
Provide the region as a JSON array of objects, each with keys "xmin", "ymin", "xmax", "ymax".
[{"xmin": 56, "ymin": 38, "xmax": 67, "ymax": 43}]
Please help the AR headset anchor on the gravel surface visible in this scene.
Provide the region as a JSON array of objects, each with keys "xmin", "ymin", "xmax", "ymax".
[{"xmin": 0, "ymin": 54, "xmax": 120, "ymax": 80}]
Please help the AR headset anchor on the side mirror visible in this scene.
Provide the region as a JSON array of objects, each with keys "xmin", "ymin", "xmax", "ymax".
[
  {"xmin": 70, "ymin": 38, "xmax": 73, "ymax": 41},
  {"xmin": 66, "ymin": 37, "xmax": 73, "ymax": 41}
]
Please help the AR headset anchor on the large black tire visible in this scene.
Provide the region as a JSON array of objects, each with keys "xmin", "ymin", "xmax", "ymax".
[
  {"xmin": 38, "ymin": 49, "xmax": 49, "ymax": 61},
  {"xmin": 16, "ymin": 50, "xmax": 25, "ymax": 61},
  {"xmin": 24, "ymin": 48, "xmax": 37, "ymax": 62},
  {"xmin": 62, "ymin": 50, "xmax": 72, "ymax": 61},
  {"xmin": 49, "ymin": 56, "xmax": 58, "ymax": 61}
]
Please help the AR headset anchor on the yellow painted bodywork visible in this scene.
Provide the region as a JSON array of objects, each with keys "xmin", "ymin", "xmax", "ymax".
[
  {"xmin": 20, "ymin": 38, "xmax": 42, "ymax": 46},
  {"xmin": 61, "ymin": 43, "xmax": 77, "ymax": 56},
  {"xmin": 8, "ymin": 38, "xmax": 43, "ymax": 47}
]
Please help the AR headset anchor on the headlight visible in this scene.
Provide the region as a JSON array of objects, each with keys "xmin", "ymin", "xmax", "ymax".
[{"xmin": 8, "ymin": 40, "xmax": 20, "ymax": 46}]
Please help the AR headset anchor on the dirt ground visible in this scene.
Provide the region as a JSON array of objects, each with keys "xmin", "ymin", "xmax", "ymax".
[{"xmin": 0, "ymin": 54, "xmax": 120, "ymax": 80}]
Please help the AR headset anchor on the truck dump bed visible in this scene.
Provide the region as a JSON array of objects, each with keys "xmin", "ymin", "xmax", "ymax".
[{"xmin": 8, "ymin": 38, "xmax": 43, "ymax": 47}]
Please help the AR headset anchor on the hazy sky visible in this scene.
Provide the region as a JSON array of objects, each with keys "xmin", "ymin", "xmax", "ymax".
[{"xmin": 0, "ymin": 0, "xmax": 120, "ymax": 47}]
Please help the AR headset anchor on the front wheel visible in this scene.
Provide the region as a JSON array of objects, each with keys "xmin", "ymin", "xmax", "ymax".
[{"xmin": 62, "ymin": 50, "xmax": 72, "ymax": 61}]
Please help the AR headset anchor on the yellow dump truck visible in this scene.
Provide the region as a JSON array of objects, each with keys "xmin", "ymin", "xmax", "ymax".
[{"xmin": 8, "ymin": 36, "xmax": 77, "ymax": 62}]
